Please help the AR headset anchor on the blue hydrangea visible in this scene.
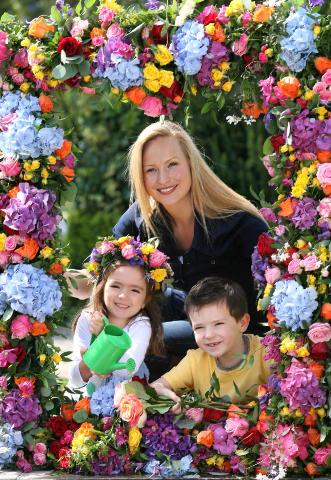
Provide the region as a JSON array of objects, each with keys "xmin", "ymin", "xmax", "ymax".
[
  {"xmin": 37, "ymin": 127, "xmax": 64, "ymax": 155},
  {"xmin": 0, "ymin": 422, "xmax": 23, "ymax": 467},
  {"xmin": 280, "ymin": 8, "xmax": 319, "ymax": 72},
  {"xmin": 144, "ymin": 456, "xmax": 196, "ymax": 477},
  {"xmin": 171, "ymin": 20, "xmax": 210, "ymax": 75},
  {"xmin": 0, "ymin": 264, "xmax": 62, "ymax": 321},
  {"xmin": 270, "ymin": 279, "xmax": 318, "ymax": 331},
  {"xmin": 101, "ymin": 55, "xmax": 143, "ymax": 90},
  {"xmin": 0, "ymin": 91, "xmax": 40, "ymax": 117}
]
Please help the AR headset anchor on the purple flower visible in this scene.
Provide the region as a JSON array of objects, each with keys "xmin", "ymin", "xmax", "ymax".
[
  {"xmin": 144, "ymin": 0, "xmax": 160, "ymax": 9},
  {"xmin": 251, "ymin": 246, "xmax": 269, "ymax": 288},
  {"xmin": 290, "ymin": 110, "xmax": 323, "ymax": 153},
  {"xmin": 261, "ymin": 333, "xmax": 282, "ymax": 363},
  {"xmin": 0, "ymin": 389, "xmax": 42, "ymax": 428},
  {"xmin": 291, "ymin": 197, "xmax": 318, "ymax": 230},
  {"xmin": 316, "ymin": 118, "xmax": 331, "ymax": 151},
  {"xmin": 209, "ymin": 424, "xmax": 237, "ymax": 455},
  {"xmin": 268, "ymin": 373, "xmax": 281, "ymax": 393}
]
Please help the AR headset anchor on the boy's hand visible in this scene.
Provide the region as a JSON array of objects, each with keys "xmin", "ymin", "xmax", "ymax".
[
  {"xmin": 89, "ymin": 311, "xmax": 105, "ymax": 336},
  {"xmin": 150, "ymin": 378, "xmax": 182, "ymax": 414}
]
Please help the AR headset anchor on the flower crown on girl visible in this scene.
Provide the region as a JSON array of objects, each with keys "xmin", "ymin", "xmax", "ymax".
[{"xmin": 84, "ymin": 235, "xmax": 173, "ymax": 289}]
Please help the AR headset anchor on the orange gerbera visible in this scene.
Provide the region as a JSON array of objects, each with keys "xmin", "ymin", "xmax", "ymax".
[
  {"xmin": 241, "ymin": 102, "xmax": 267, "ymax": 119},
  {"xmin": 15, "ymin": 238, "xmax": 39, "ymax": 260},
  {"xmin": 304, "ymin": 463, "xmax": 319, "ymax": 476},
  {"xmin": 31, "ymin": 320, "xmax": 49, "ymax": 336},
  {"xmin": 308, "ymin": 427, "xmax": 320, "ymax": 446},
  {"xmin": 308, "ymin": 361, "xmax": 324, "ymax": 379}
]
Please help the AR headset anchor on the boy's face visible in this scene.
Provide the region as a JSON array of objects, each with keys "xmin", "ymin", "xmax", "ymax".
[{"xmin": 190, "ymin": 301, "xmax": 250, "ymax": 367}]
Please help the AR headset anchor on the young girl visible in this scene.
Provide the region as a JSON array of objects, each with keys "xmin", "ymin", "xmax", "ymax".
[{"xmin": 69, "ymin": 235, "xmax": 172, "ymax": 416}]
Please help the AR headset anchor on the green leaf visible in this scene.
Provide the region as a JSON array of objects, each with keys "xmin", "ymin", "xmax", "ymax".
[
  {"xmin": 73, "ymin": 409, "xmax": 88, "ymax": 423},
  {"xmin": 262, "ymin": 136, "xmax": 274, "ymax": 155},
  {"xmin": 1, "ymin": 12, "xmax": 15, "ymax": 22},
  {"xmin": 174, "ymin": 416, "xmax": 196, "ymax": 429},
  {"xmin": 78, "ymin": 60, "xmax": 91, "ymax": 76},
  {"xmin": 233, "ymin": 381, "xmax": 241, "ymax": 397},
  {"xmin": 2, "ymin": 308, "xmax": 13, "ymax": 322},
  {"xmin": 50, "ymin": 6, "xmax": 62, "ymax": 24},
  {"xmin": 85, "ymin": 0, "xmax": 97, "ymax": 8},
  {"xmin": 75, "ymin": 0, "xmax": 83, "ymax": 14},
  {"xmin": 201, "ymin": 102, "xmax": 214, "ymax": 114},
  {"xmin": 326, "ymin": 453, "xmax": 331, "ymax": 467},
  {"xmin": 125, "ymin": 381, "xmax": 151, "ymax": 400},
  {"xmin": 44, "ymin": 400, "xmax": 55, "ymax": 411},
  {"xmin": 52, "ymin": 64, "xmax": 67, "ymax": 80},
  {"xmin": 41, "ymin": 386, "xmax": 51, "ymax": 397},
  {"xmin": 59, "ymin": 183, "xmax": 77, "ymax": 206}
]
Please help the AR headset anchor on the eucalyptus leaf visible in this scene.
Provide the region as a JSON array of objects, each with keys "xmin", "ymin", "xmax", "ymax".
[
  {"xmin": 78, "ymin": 60, "xmax": 91, "ymax": 76},
  {"xmin": 52, "ymin": 64, "xmax": 67, "ymax": 80},
  {"xmin": 73, "ymin": 409, "xmax": 88, "ymax": 423},
  {"xmin": 174, "ymin": 416, "xmax": 197, "ymax": 429},
  {"xmin": 41, "ymin": 387, "xmax": 51, "ymax": 397},
  {"xmin": 59, "ymin": 183, "xmax": 78, "ymax": 206},
  {"xmin": 125, "ymin": 381, "xmax": 151, "ymax": 400},
  {"xmin": 44, "ymin": 400, "xmax": 55, "ymax": 411},
  {"xmin": 2, "ymin": 308, "xmax": 14, "ymax": 322}
]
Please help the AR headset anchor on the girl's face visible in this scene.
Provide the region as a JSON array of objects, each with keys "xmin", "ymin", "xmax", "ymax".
[
  {"xmin": 142, "ymin": 136, "xmax": 192, "ymax": 210},
  {"xmin": 103, "ymin": 265, "xmax": 148, "ymax": 326}
]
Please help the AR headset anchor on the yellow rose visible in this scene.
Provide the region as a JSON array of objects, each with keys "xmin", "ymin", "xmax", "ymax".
[
  {"xmin": 41, "ymin": 168, "xmax": 49, "ymax": 179},
  {"xmin": 144, "ymin": 79, "xmax": 161, "ymax": 92},
  {"xmin": 31, "ymin": 160, "xmax": 40, "ymax": 170},
  {"xmin": 34, "ymin": 71, "xmax": 45, "ymax": 80},
  {"xmin": 48, "ymin": 80, "xmax": 58, "ymax": 88},
  {"xmin": 313, "ymin": 25, "xmax": 321, "ymax": 36},
  {"xmin": 219, "ymin": 61, "xmax": 230, "ymax": 72},
  {"xmin": 0, "ymin": 233, "xmax": 7, "ymax": 251},
  {"xmin": 20, "ymin": 82, "xmax": 30, "ymax": 93},
  {"xmin": 159, "ymin": 69, "xmax": 174, "ymax": 88},
  {"xmin": 40, "ymin": 246, "xmax": 53, "ymax": 258},
  {"xmin": 47, "ymin": 156, "xmax": 57, "ymax": 165},
  {"xmin": 128, "ymin": 427, "xmax": 142, "ymax": 454},
  {"xmin": 150, "ymin": 268, "xmax": 167, "ymax": 282},
  {"xmin": 52, "ymin": 353, "xmax": 62, "ymax": 364},
  {"xmin": 211, "ymin": 69, "xmax": 223, "ymax": 84},
  {"xmin": 39, "ymin": 354, "xmax": 47, "ymax": 364},
  {"xmin": 154, "ymin": 45, "xmax": 173, "ymax": 66},
  {"xmin": 191, "ymin": 84, "xmax": 197, "ymax": 95},
  {"xmin": 317, "ymin": 408, "xmax": 326, "ymax": 418},
  {"xmin": 205, "ymin": 23, "xmax": 215, "ymax": 35},
  {"xmin": 21, "ymin": 38, "xmax": 31, "ymax": 47},
  {"xmin": 60, "ymin": 257, "xmax": 70, "ymax": 267},
  {"xmin": 24, "ymin": 173, "xmax": 33, "ymax": 181},
  {"xmin": 280, "ymin": 406, "xmax": 290, "ymax": 416},
  {"xmin": 222, "ymin": 81, "xmax": 234, "ymax": 92},
  {"xmin": 296, "ymin": 346, "xmax": 309, "ymax": 358},
  {"xmin": 304, "ymin": 90, "xmax": 314, "ymax": 100},
  {"xmin": 143, "ymin": 63, "xmax": 160, "ymax": 80}
]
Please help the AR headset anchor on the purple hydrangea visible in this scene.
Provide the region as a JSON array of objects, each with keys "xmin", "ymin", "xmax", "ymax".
[
  {"xmin": 290, "ymin": 110, "xmax": 323, "ymax": 153},
  {"xmin": 209, "ymin": 424, "xmax": 237, "ymax": 455},
  {"xmin": 317, "ymin": 118, "xmax": 331, "ymax": 151},
  {"xmin": 261, "ymin": 333, "xmax": 282, "ymax": 363},
  {"xmin": 2, "ymin": 182, "xmax": 61, "ymax": 247},
  {"xmin": 280, "ymin": 358, "xmax": 327, "ymax": 414},
  {"xmin": 91, "ymin": 448, "xmax": 132, "ymax": 475},
  {"xmin": 291, "ymin": 197, "xmax": 318, "ymax": 230},
  {"xmin": 0, "ymin": 389, "xmax": 42, "ymax": 428},
  {"xmin": 251, "ymin": 246, "xmax": 269, "ymax": 288}
]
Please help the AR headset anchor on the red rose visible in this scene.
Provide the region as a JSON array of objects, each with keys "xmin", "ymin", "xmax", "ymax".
[
  {"xmin": 47, "ymin": 416, "xmax": 68, "ymax": 437},
  {"xmin": 283, "ymin": 246, "xmax": 297, "ymax": 266},
  {"xmin": 49, "ymin": 440, "xmax": 62, "ymax": 459},
  {"xmin": 270, "ymin": 134, "xmax": 285, "ymax": 153},
  {"xmin": 197, "ymin": 6, "xmax": 218, "ymax": 24},
  {"xmin": 296, "ymin": 98, "xmax": 308, "ymax": 110},
  {"xmin": 58, "ymin": 448, "xmax": 70, "ymax": 469},
  {"xmin": 203, "ymin": 408, "xmax": 225, "ymax": 422},
  {"xmin": 57, "ymin": 37, "xmax": 82, "ymax": 56},
  {"xmin": 257, "ymin": 232, "xmax": 276, "ymax": 257},
  {"xmin": 310, "ymin": 342, "xmax": 329, "ymax": 360},
  {"xmin": 150, "ymin": 22, "xmax": 168, "ymax": 45},
  {"xmin": 160, "ymin": 79, "xmax": 183, "ymax": 103},
  {"xmin": 64, "ymin": 73, "xmax": 82, "ymax": 87},
  {"xmin": 241, "ymin": 427, "xmax": 263, "ymax": 446}
]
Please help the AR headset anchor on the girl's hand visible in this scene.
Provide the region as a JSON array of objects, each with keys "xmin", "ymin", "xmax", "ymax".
[{"xmin": 89, "ymin": 311, "xmax": 105, "ymax": 336}]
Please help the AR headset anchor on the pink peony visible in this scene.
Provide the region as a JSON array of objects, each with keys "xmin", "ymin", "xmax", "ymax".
[
  {"xmin": 149, "ymin": 249, "xmax": 168, "ymax": 267},
  {"xmin": 33, "ymin": 453, "xmax": 46, "ymax": 465},
  {"xmin": 10, "ymin": 314, "xmax": 32, "ymax": 340},
  {"xmin": 301, "ymin": 255, "xmax": 320, "ymax": 271},
  {"xmin": 0, "ymin": 157, "xmax": 22, "ymax": 177},
  {"xmin": 232, "ymin": 34, "xmax": 248, "ymax": 56},
  {"xmin": 313, "ymin": 447, "xmax": 331, "ymax": 465},
  {"xmin": 287, "ymin": 258, "xmax": 302, "ymax": 275},
  {"xmin": 185, "ymin": 407, "xmax": 204, "ymax": 423},
  {"xmin": 140, "ymin": 96, "xmax": 163, "ymax": 117},
  {"xmin": 34, "ymin": 443, "xmax": 47, "ymax": 454},
  {"xmin": 265, "ymin": 266, "xmax": 281, "ymax": 284},
  {"xmin": 308, "ymin": 322, "xmax": 331, "ymax": 344},
  {"xmin": 317, "ymin": 163, "xmax": 331, "ymax": 187},
  {"xmin": 121, "ymin": 244, "xmax": 136, "ymax": 260},
  {"xmin": 225, "ymin": 417, "xmax": 249, "ymax": 437}
]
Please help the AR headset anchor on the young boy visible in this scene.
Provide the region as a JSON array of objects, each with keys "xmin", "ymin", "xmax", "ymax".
[{"xmin": 151, "ymin": 277, "xmax": 271, "ymax": 404}]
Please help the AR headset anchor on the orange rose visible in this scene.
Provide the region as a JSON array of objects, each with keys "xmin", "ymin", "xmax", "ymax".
[
  {"xmin": 31, "ymin": 321, "xmax": 49, "ymax": 336},
  {"xmin": 321, "ymin": 303, "xmax": 331, "ymax": 321},
  {"xmin": 314, "ymin": 57, "xmax": 331, "ymax": 75},
  {"xmin": 253, "ymin": 6, "xmax": 273, "ymax": 23},
  {"xmin": 305, "ymin": 462, "xmax": 320, "ymax": 476},
  {"xmin": 60, "ymin": 166, "xmax": 75, "ymax": 182},
  {"xmin": 39, "ymin": 95, "xmax": 54, "ymax": 113},
  {"xmin": 8, "ymin": 186, "xmax": 19, "ymax": 198},
  {"xmin": 49, "ymin": 262, "xmax": 63, "ymax": 275},
  {"xmin": 196, "ymin": 430, "xmax": 214, "ymax": 448},
  {"xmin": 317, "ymin": 150, "xmax": 331, "ymax": 163},
  {"xmin": 90, "ymin": 27, "xmax": 103, "ymax": 39},
  {"xmin": 119, "ymin": 394, "xmax": 144, "ymax": 426},
  {"xmin": 267, "ymin": 311, "xmax": 278, "ymax": 330},
  {"xmin": 55, "ymin": 139, "xmax": 72, "ymax": 159},
  {"xmin": 308, "ymin": 361, "xmax": 324, "ymax": 379},
  {"xmin": 125, "ymin": 87, "xmax": 146, "ymax": 106},
  {"xmin": 28, "ymin": 17, "xmax": 55, "ymax": 39},
  {"xmin": 278, "ymin": 197, "xmax": 298, "ymax": 217},
  {"xmin": 213, "ymin": 22, "xmax": 225, "ymax": 42},
  {"xmin": 308, "ymin": 427, "xmax": 320, "ymax": 446},
  {"xmin": 304, "ymin": 410, "xmax": 317, "ymax": 427},
  {"xmin": 277, "ymin": 76, "xmax": 301, "ymax": 99},
  {"xmin": 15, "ymin": 238, "xmax": 39, "ymax": 260},
  {"xmin": 74, "ymin": 397, "xmax": 91, "ymax": 414},
  {"xmin": 241, "ymin": 102, "xmax": 267, "ymax": 119},
  {"xmin": 61, "ymin": 403, "xmax": 75, "ymax": 422}
]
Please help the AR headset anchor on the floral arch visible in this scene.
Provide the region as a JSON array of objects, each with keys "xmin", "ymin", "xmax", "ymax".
[{"xmin": 0, "ymin": 0, "xmax": 330, "ymax": 475}]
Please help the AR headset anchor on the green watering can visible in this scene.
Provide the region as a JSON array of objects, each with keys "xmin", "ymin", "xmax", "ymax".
[{"xmin": 83, "ymin": 316, "xmax": 136, "ymax": 375}]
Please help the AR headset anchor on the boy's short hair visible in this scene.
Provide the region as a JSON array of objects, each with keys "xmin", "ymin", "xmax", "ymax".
[{"xmin": 185, "ymin": 277, "xmax": 248, "ymax": 321}]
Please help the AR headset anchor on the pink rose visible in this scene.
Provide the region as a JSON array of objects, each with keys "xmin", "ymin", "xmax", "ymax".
[
  {"xmin": 34, "ymin": 443, "xmax": 47, "ymax": 454},
  {"xmin": 149, "ymin": 249, "xmax": 168, "ymax": 267},
  {"xmin": 225, "ymin": 417, "xmax": 249, "ymax": 437},
  {"xmin": 308, "ymin": 322, "xmax": 331, "ymax": 344},
  {"xmin": 322, "ymin": 69, "xmax": 331, "ymax": 84},
  {"xmin": 259, "ymin": 207, "xmax": 276, "ymax": 222},
  {"xmin": 313, "ymin": 447, "xmax": 331, "ymax": 465},
  {"xmin": 301, "ymin": 255, "xmax": 320, "ymax": 271},
  {"xmin": 287, "ymin": 259, "xmax": 302, "ymax": 275},
  {"xmin": 185, "ymin": 407, "xmax": 204, "ymax": 423},
  {"xmin": 140, "ymin": 96, "xmax": 163, "ymax": 117},
  {"xmin": 107, "ymin": 23, "xmax": 124, "ymax": 39},
  {"xmin": 60, "ymin": 430, "xmax": 74, "ymax": 446},
  {"xmin": 121, "ymin": 244, "xmax": 136, "ymax": 260},
  {"xmin": 265, "ymin": 266, "xmax": 281, "ymax": 284},
  {"xmin": 0, "ymin": 375, "xmax": 8, "ymax": 388},
  {"xmin": 0, "ymin": 31, "xmax": 12, "ymax": 62},
  {"xmin": 242, "ymin": 11, "xmax": 252, "ymax": 28},
  {"xmin": 232, "ymin": 33, "xmax": 248, "ymax": 56},
  {"xmin": 10, "ymin": 252, "xmax": 23, "ymax": 264},
  {"xmin": 5, "ymin": 235, "xmax": 19, "ymax": 251},
  {"xmin": 317, "ymin": 198, "xmax": 331, "ymax": 219},
  {"xmin": 10, "ymin": 314, "xmax": 32, "ymax": 339},
  {"xmin": 100, "ymin": 241, "xmax": 115, "ymax": 254},
  {"xmin": 317, "ymin": 163, "xmax": 331, "ymax": 187},
  {"xmin": 33, "ymin": 453, "xmax": 46, "ymax": 465},
  {"xmin": 16, "ymin": 457, "xmax": 32, "ymax": 473},
  {"xmin": 119, "ymin": 393, "xmax": 144, "ymax": 427},
  {"xmin": 313, "ymin": 81, "xmax": 331, "ymax": 104},
  {"xmin": 0, "ymin": 157, "xmax": 21, "ymax": 177}
]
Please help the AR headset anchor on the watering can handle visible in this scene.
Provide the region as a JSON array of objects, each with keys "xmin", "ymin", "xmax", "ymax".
[{"xmin": 90, "ymin": 315, "xmax": 109, "ymax": 344}]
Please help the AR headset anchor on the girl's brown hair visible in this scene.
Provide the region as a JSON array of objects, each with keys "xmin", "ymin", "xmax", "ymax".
[{"xmin": 72, "ymin": 260, "xmax": 164, "ymax": 356}]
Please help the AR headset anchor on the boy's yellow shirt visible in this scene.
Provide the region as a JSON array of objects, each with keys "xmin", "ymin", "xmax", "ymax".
[{"xmin": 162, "ymin": 334, "xmax": 271, "ymax": 402}]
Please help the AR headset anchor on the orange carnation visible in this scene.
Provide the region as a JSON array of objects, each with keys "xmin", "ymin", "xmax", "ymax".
[
  {"xmin": 15, "ymin": 238, "xmax": 39, "ymax": 260},
  {"xmin": 314, "ymin": 57, "xmax": 331, "ymax": 75},
  {"xmin": 61, "ymin": 403, "xmax": 75, "ymax": 422},
  {"xmin": 241, "ymin": 102, "xmax": 267, "ymax": 119},
  {"xmin": 74, "ymin": 397, "xmax": 91, "ymax": 414},
  {"xmin": 31, "ymin": 320, "xmax": 49, "ymax": 336},
  {"xmin": 253, "ymin": 6, "xmax": 273, "ymax": 23},
  {"xmin": 277, "ymin": 76, "xmax": 301, "ymax": 99},
  {"xmin": 60, "ymin": 166, "xmax": 75, "ymax": 182},
  {"xmin": 304, "ymin": 462, "xmax": 320, "ymax": 476},
  {"xmin": 304, "ymin": 409, "xmax": 317, "ymax": 427},
  {"xmin": 39, "ymin": 95, "xmax": 54, "ymax": 113},
  {"xmin": 196, "ymin": 430, "xmax": 214, "ymax": 448},
  {"xmin": 212, "ymin": 22, "xmax": 225, "ymax": 42},
  {"xmin": 28, "ymin": 17, "xmax": 55, "ymax": 39},
  {"xmin": 55, "ymin": 139, "xmax": 72, "ymax": 159},
  {"xmin": 321, "ymin": 303, "xmax": 331, "ymax": 321},
  {"xmin": 8, "ymin": 186, "xmax": 19, "ymax": 198},
  {"xmin": 308, "ymin": 361, "xmax": 324, "ymax": 379},
  {"xmin": 317, "ymin": 150, "xmax": 331, "ymax": 163},
  {"xmin": 308, "ymin": 427, "xmax": 320, "ymax": 446},
  {"xmin": 125, "ymin": 87, "xmax": 146, "ymax": 106},
  {"xmin": 49, "ymin": 262, "xmax": 63, "ymax": 275}
]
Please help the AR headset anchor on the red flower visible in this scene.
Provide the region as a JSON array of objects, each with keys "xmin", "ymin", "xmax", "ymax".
[
  {"xmin": 283, "ymin": 246, "xmax": 297, "ymax": 266},
  {"xmin": 203, "ymin": 408, "xmax": 225, "ymax": 422},
  {"xmin": 47, "ymin": 416, "xmax": 68, "ymax": 437},
  {"xmin": 58, "ymin": 448, "xmax": 70, "ymax": 469},
  {"xmin": 241, "ymin": 427, "xmax": 263, "ymax": 446},
  {"xmin": 296, "ymin": 98, "xmax": 308, "ymax": 110},
  {"xmin": 270, "ymin": 134, "xmax": 285, "ymax": 153},
  {"xmin": 257, "ymin": 232, "xmax": 276, "ymax": 257},
  {"xmin": 150, "ymin": 22, "xmax": 168, "ymax": 45},
  {"xmin": 49, "ymin": 440, "xmax": 62, "ymax": 459},
  {"xmin": 310, "ymin": 342, "xmax": 329, "ymax": 360},
  {"xmin": 159, "ymin": 79, "xmax": 183, "ymax": 103},
  {"xmin": 64, "ymin": 73, "xmax": 82, "ymax": 87},
  {"xmin": 57, "ymin": 37, "xmax": 82, "ymax": 56},
  {"xmin": 132, "ymin": 375, "xmax": 148, "ymax": 385}
]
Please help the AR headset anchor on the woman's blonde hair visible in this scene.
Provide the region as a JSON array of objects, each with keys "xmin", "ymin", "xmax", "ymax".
[{"xmin": 129, "ymin": 120, "xmax": 264, "ymax": 236}]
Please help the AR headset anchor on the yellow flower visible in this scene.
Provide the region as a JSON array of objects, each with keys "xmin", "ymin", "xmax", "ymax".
[
  {"xmin": 52, "ymin": 353, "xmax": 62, "ymax": 364},
  {"xmin": 31, "ymin": 65, "xmax": 42, "ymax": 74},
  {"xmin": 154, "ymin": 45, "xmax": 173, "ymax": 66},
  {"xmin": 296, "ymin": 239, "xmax": 306, "ymax": 249},
  {"xmin": 205, "ymin": 23, "xmax": 215, "ymax": 35},
  {"xmin": 47, "ymin": 156, "xmax": 57, "ymax": 165},
  {"xmin": 216, "ymin": 456, "xmax": 224, "ymax": 469},
  {"xmin": 34, "ymin": 71, "xmax": 45, "ymax": 80},
  {"xmin": 212, "ymin": 69, "xmax": 223, "ymax": 85},
  {"xmin": 140, "ymin": 244, "xmax": 155, "ymax": 255},
  {"xmin": 263, "ymin": 283, "xmax": 272, "ymax": 297},
  {"xmin": 111, "ymin": 87, "xmax": 119, "ymax": 95},
  {"xmin": 191, "ymin": 84, "xmax": 197, "ymax": 95},
  {"xmin": 307, "ymin": 275, "xmax": 316, "ymax": 286},
  {"xmin": 280, "ymin": 145, "xmax": 288, "ymax": 153},
  {"xmin": 294, "ymin": 408, "xmax": 302, "ymax": 417},
  {"xmin": 219, "ymin": 61, "xmax": 230, "ymax": 72},
  {"xmin": 222, "ymin": 81, "xmax": 234, "ymax": 92},
  {"xmin": 150, "ymin": 268, "xmax": 167, "ymax": 282},
  {"xmin": 31, "ymin": 160, "xmax": 40, "ymax": 170},
  {"xmin": 304, "ymin": 90, "xmax": 314, "ymax": 101},
  {"xmin": 21, "ymin": 38, "xmax": 31, "ymax": 47},
  {"xmin": 0, "ymin": 233, "xmax": 7, "ymax": 251},
  {"xmin": 144, "ymin": 62, "xmax": 159, "ymax": 80},
  {"xmin": 144, "ymin": 79, "xmax": 161, "ymax": 92},
  {"xmin": 206, "ymin": 456, "xmax": 217, "ymax": 466},
  {"xmin": 317, "ymin": 408, "xmax": 326, "ymax": 418},
  {"xmin": 226, "ymin": 0, "xmax": 244, "ymax": 16},
  {"xmin": 315, "ymin": 106, "xmax": 327, "ymax": 119},
  {"xmin": 313, "ymin": 25, "xmax": 321, "ymax": 36},
  {"xmin": 280, "ymin": 337, "xmax": 296, "ymax": 353},
  {"xmin": 318, "ymin": 284, "xmax": 327, "ymax": 294},
  {"xmin": 39, "ymin": 354, "xmax": 46, "ymax": 364},
  {"xmin": 83, "ymin": 75, "xmax": 91, "ymax": 82},
  {"xmin": 60, "ymin": 257, "xmax": 70, "ymax": 267},
  {"xmin": 40, "ymin": 246, "xmax": 53, "ymax": 258},
  {"xmin": 48, "ymin": 79, "xmax": 59, "ymax": 88},
  {"xmin": 159, "ymin": 69, "xmax": 174, "ymax": 88},
  {"xmin": 128, "ymin": 427, "xmax": 142, "ymax": 454},
  {"xmin": 24, "ymin": 173, "xmax": 33, "ymax": 181},
  {"xmin": 312, "ymin": 177, "xmax": 320, "ymax": 187},
  {"xmin": 41, "ymin": 168, "xmax": 49, "ymax": 179},
  {"xmin": 265, "ymin": 48, "xmax": 273, "ymax": 56},
  {"xmin": 101, "ymin": 0, "xmax": 123, "ymax": 13},
  {"xmin": 20, "ymin": 82, "xmax": 30, "ymax": 93},
  {"xmin": 36, "ymin": 53, "xmax": 45, "ymax": 61},
  {"xmin": 296, "ymin": 346, "xmax": 310, "ymax": 358},
  {"xmin": 280, "ymin": 406, "xmax": 290, "ymax": 416}
]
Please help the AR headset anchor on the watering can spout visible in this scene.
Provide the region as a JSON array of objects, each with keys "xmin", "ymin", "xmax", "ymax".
[{"xmin": 112, "ymin": 358, "xmax": 136, "ymax": 373}]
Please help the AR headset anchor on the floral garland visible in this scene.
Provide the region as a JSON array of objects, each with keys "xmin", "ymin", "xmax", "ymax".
[{"xmin": 0, "ymin": 0, "xmax": 330, "ymax": 476}]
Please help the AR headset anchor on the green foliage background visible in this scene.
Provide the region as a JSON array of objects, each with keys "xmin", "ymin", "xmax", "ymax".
[{"xmin": 1, "ymin": 0, "xmax": 270, "ymax": 268}]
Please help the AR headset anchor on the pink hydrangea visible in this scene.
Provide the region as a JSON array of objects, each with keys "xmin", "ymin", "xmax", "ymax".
[{"xmin": 308, "ymin": 322, "xmax": 331, "ymax": 344}]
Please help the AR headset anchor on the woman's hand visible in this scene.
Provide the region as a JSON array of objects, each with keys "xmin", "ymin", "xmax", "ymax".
[
  {"xmin": 64, "ymin": 269, "xmax": 92, "ymax": 300},
  {"xmin": 89, "ymin": 311, "xmax": 105, "ymax": 336}
]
